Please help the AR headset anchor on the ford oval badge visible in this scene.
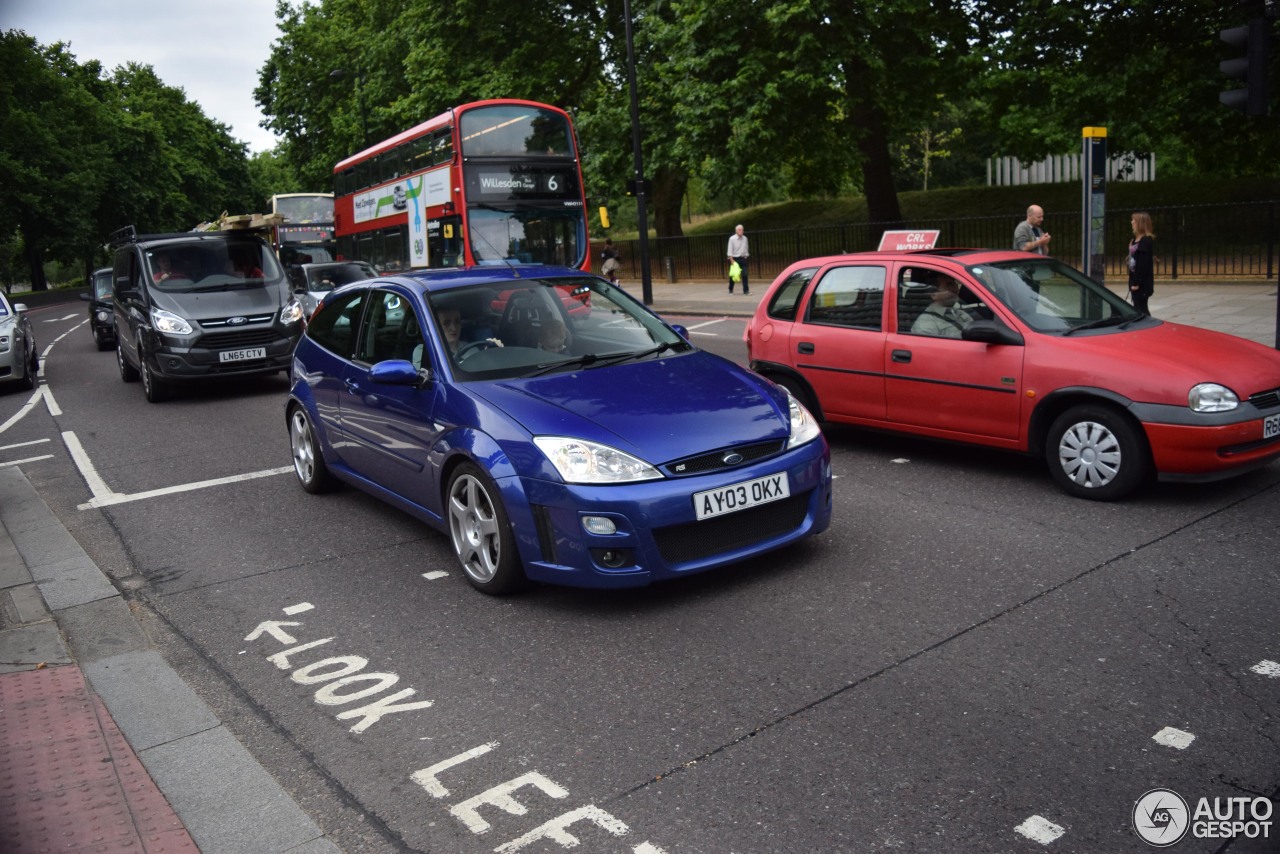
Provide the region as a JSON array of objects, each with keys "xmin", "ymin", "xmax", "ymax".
[
  {"xmin": 227, "ymin": 316, "xmax": 248, "ymax": 325},
  {"xmin": 722, "ymin": 452, "xmax": 744, "ymax": 465}
]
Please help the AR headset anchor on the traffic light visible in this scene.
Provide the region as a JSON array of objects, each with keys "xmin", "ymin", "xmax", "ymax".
[{"xmin": 1220, "ymin": 17, "xmax": 1270, "ymax": 116}]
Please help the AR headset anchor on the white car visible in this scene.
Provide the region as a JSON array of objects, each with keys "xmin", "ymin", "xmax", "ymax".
[
  {"xmin": 0, "ymin": 292, "xmax": 37, "ymax": 391},
  {"xmin": 290, "ymin": 261, "xmax": 377, "ymax": 317}
]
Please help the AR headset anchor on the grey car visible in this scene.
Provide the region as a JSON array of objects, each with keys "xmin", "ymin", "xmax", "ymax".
[
  {"xmin": 290, "ymin": 261, "xmax": 377, "ymax": 318},
  {"xmin": 0, "ymin": 292, "xmax": 38, "ymax": 392}
]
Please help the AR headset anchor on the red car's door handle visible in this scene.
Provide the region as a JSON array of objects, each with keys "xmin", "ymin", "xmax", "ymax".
[
  {"xmin": 891, "ymin": 349, "xmax": 912, "ymax": 363},
  {"xmin": 797, "ymin": 342, "xmax": 815, "ymax": 354}
]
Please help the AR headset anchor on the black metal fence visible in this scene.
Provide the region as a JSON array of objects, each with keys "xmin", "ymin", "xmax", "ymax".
[{"xmin": 597, "ymin": 201, "xmax": 1279, "ymax": 284}]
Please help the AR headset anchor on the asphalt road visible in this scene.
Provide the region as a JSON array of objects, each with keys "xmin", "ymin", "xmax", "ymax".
[{"xmin": 5, "ymin": 305, "xmax": 1280, "ymax": 853}]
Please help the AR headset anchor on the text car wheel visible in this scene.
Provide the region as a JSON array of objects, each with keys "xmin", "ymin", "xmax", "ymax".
[
  {"xmin": 290, "ymin": 406, "xmax": 336, "ymax": 494},
  {"xmin": 140, "ymin": 353, "xmax": 170, "ymax": 403},
  {"xmin": 117, "ymin": 343, "xmax": 139, "ymax": 382},
  {"xmin": 447, "ymin": 463, "xmax": 527, "ymax": 595},
  {"xmin": 1047, "ymin": 404, "xmax": 1151, "ymax": 501}
]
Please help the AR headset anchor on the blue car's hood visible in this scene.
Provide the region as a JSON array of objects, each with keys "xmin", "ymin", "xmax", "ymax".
[{"xmin": 468, "ymin": 351, "xmax": 790, "ymax": 463}]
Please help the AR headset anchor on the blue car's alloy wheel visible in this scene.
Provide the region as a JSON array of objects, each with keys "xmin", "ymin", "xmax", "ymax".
[
  {"xmin": 290, "ymin": 407, "xmax": 336, "ymax": 494},
  {"xmin": 447, "ymin": 463, "xmax": 525, "ymax": 595}
]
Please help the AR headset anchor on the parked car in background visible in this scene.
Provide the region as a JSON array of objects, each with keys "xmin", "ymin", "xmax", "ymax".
[
  {"xmin": 287, "ymin": 266, "xmax": 832, "ymax": 594},
  {"xmin": 80, "ymin": 266, "xmax": 116, "ymax": 350},
  {"xmin": 289, "ymin": 260, "xmax": 376, "ymax": 318},
  {"xmin": 746, "ymin": 249, "xmax": 1280, "ymax": 500},
  {"xmin": 0, "ymin": 292, "xmax": 38, "ymax": 392},
  {"xmin": 110, "ymin": 226, "xmax": 304, "ymax": 402}
]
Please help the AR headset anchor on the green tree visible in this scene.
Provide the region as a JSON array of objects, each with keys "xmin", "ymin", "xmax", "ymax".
[{"xmin": 0, "ymin": 32, "xmax": 108, "ymax": 290}]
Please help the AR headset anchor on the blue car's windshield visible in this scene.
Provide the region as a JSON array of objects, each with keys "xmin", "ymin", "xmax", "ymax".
[
  {"xmin": 427, "ymin": 277, "xmax": 691, "ymax": 380},
  {"xmin": 967, "ymin": 258, "xmax": 1142, "ymax": 334}
]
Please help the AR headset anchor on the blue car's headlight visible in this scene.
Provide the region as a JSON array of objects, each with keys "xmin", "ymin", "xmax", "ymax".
[
  {"xmin": 785, "ymin": 389, "xmax": 822, "ymax": 448},
  {"xmin": 1189, "ymin": 382, "xmax": 1239, "ymax": 413},
  {"xmin": 533, "ymin": 437, "xmax": 663, "ymax": 484},
  {"xmin": 150, "ymin": 309, "xmax": 192, "ymax": 335}
]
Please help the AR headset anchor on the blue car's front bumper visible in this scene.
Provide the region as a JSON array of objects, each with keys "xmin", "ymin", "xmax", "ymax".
[{"xmin": 498, "ymin": 439, "xmax": 833, "ymax": 588}]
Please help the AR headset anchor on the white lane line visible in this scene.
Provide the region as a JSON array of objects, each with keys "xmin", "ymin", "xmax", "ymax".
[
  {"xmin": 0, "ymin": 438, "xmax": 50, "ymax": 451},
  {"xmin": 62, "ymin": 431, "xmax": 121, "ymax": 504},
  {"xmin": 1152, "ymin": 727, "xmax": 1195, "ymax": 749},
  {"xmin": 1250, "ymin": 660, "xmax": 1280, "ymax": 677},
  {"xmin": 0, "ymin": 455, "xmax": 54, "ymax": 468},
  {"xmin": 283, "ymin": 603, "xmax": 314, "ymax": 615},
  {"xmin": 1014, "ymin": 815, "xmax": 1065, "ymax": 845},
  {"xmin": 41, "ymin": 384, "xmax": 61, "ymax": 416},
  {"xmin": 0, "ymin": 387, "xmax": 44, "ymax": 435},
  {"xmin": 684, "ymin": 318, "xmax": 730, "ymax": 330},
  {"xmin": 44, "ymin": 313, "xmax": 80, "ymax": 323},
  {"xmin": 77, "ymin": 465, "xmax": 294, "ymax": 510},
  {"xmin": 422, "ymin": 571, "xmax": 449, "ymax": 581}
]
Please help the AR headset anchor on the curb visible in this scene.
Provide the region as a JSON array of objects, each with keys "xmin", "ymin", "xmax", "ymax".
[{"xmin": 0, "ymin": 465, "xmax": 342, "ymax": 854}]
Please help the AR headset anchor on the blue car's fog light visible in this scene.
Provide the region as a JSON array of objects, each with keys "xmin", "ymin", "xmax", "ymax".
[
  {"xmin": 591, "ymin": 548, "xmax": 634, "ymax": 569},
  {"xmin": 581, "ymin": 515, "xmax": 618, "ymax": 535}
]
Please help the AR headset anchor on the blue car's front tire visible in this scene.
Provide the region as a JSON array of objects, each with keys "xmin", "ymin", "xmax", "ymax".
[{"xmin": 447, "ymin": 463, "xmax": 527, "ymax": 595}]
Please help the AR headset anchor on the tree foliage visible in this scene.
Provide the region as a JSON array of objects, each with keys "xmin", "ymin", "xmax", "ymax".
[{"xmin": 0, "ymin": 30, "xmax": 255, "ymax": 289}]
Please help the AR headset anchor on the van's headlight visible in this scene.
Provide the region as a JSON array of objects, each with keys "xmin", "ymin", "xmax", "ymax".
[
  {"xmin": 534, "ymin": 437, "xmax": 662, "ymax": 484},
  {"xmin": 150, "ymin": 309, "xmax": 192, "ymax": 335},
  {"xmin": 785, "ymin": 388, "xmax": 822, "ymax": 448},
  {"xmin": 280, "ymin": 299, "xmax": 304, "ymax": 326},
  {"xmin": 1189, "ymin": 383, "xmax": 1238, "ymax": 412}
]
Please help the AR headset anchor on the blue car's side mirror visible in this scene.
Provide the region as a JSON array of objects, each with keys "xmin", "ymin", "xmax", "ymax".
[{"xmin": 369, "ymin": 359, "xmax": 429, "ymax": 386}]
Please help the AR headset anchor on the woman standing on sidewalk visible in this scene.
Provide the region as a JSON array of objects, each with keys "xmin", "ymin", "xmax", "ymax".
[{"xmin": 1128, "ymin": 212, "xmax": 1155, "ymax": 314}]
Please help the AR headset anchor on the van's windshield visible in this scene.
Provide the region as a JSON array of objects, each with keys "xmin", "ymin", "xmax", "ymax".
[{"xmin": 145, "ymin": 238, "xmax": 284, "ymax": 292}]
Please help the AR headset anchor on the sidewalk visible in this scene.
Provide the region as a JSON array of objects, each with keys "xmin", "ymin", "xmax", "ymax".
[
  {"xmin": 0, "ymin": 276, "xmax": 1275, "ymax": 854},
  {"xmin": 0, "ymin": 466, "xmax": 340, "ymax": 854}
]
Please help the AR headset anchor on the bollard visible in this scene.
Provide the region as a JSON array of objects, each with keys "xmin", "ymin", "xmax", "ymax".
[{"xmin": 664, "ymin": 257, "xmax": 677, "ymax": 283}]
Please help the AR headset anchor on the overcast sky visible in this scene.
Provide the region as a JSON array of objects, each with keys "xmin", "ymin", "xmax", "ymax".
[{"xmin": 3, "ymin": 0, "xmax": 285, "ymax": 153}]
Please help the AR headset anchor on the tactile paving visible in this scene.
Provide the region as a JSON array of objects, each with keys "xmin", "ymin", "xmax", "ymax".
[{"xmin": 0, "ymin": 665, "xmax": 198, "ymax": 853}]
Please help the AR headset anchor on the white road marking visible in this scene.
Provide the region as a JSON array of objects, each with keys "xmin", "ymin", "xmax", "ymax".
[
  {"xmin": 62, "ymin": 431, "xmax": 122, "ymax": 505},
  {"xmin": 1153, "ymin": 727, "xmax": 1195, "ymax": 749},
  {"xmin": 1250, "ymin": 660, "xmax": 1280, "ymax": 678},
  {"xmin": 0, "ymin": 438, "xmax": 50, "ymax": 451},
  {"xmin": 0, "ymin": 387, "xmax": 44, "ymax": 435},
  {"xmin": 41, "ymin": 383, "xmax": 61, "ymax": 416},
  {"xmin": 0, "ymin": 455, "xmax": 54, "ymax": 468},
  {"xmin": 283, "ymin": 603, "xmax": 314, "ymax": 615},
  {"xmin": 422, "ymin": 571, "xmax": 449, "ymax": 581},
  {"xmin": 76, "ymin": 464, "xmax": 294, "ymax": 510},
  {"xmin": 1014, "ymin": 815, "xmax": 1065, "ymax": 844},
  {"xmin": 891, "ymin": 458, "xmax": 910, "ymax": 464},
  {"xmin": 44, "ymin": 313, "xmax": 79, "ymax": 322},
  {"xmin": 684, "ymin": 318, "xmax": 730, "ymax": 330}
]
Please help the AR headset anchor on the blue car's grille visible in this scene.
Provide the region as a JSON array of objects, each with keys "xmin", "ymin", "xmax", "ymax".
[
  {"xmin": 652, "ymin": 491, "xmax": 811, "ymax": 565},
  {"xmin": 663, "ymin": 440, "xmax": 786, "ymax": 476}
]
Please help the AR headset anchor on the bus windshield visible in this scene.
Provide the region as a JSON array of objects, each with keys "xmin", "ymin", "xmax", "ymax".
[
  {"xmin": 459, "ymin": 105, "xmax": 574, "ymax": 158},
  {"xmin": 273, "ymin": 194, "xmax": 335, "ymax": 223},
  {"xmin": 468, "ymin": 207, "xmax": 584, "ymax": 267}
]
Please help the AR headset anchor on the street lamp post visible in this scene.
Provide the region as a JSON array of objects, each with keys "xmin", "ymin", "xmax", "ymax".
[{"xmin": 622, "ymin": 0, "xmax": 653, "ymax": 305}]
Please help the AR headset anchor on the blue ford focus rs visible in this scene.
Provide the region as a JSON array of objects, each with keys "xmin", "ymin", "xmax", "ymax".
[{"xmin": 286, "ymin": 266, "xmax": 832, "ymax": 594}]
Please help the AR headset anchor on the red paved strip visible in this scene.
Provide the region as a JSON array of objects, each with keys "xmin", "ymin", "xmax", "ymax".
[{"xmin": 0, "ymin": 666, "xmax": 198, "ymax": 853}]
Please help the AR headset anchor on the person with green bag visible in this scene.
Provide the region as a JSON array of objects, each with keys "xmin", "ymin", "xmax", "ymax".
[{"xmin": 727, "ymin": 224, "xmax": 750, "ymax": 294}]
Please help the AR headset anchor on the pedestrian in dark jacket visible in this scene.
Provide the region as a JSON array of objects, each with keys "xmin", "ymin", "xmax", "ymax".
[{"xmin": 1128, "ymin": 211, "xmax": 1155, "ymax": 314}]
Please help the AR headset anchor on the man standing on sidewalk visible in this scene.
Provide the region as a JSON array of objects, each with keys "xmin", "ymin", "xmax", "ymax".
[
  {"xmin": 1013, "ymin": 205, "xmax": 1051, "ymax": 255},
  {"xmin": 727, "ymin": 224, "xmax": 750, "ymax": 294}
]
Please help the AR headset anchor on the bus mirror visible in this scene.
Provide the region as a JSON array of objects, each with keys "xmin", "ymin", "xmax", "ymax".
[{"xmin": 599, "ymin": 206, "xmax": 611, "ymax": 230}]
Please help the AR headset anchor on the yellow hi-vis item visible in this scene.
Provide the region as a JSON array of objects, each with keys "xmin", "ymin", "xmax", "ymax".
[{"xmin": 729, "ymin": 261, "xmax": 742, "ymax": 283}]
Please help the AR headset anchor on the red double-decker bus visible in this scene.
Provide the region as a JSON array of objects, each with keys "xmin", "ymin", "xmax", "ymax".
[{"xmin": 332, "ymin": 100, "xmax": 589, "ymax": 272}]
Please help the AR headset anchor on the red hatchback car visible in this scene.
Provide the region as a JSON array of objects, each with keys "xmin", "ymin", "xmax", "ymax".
[{"xmin": 746, "ymin": 249, "xmax": 1280, "ymax": 500}]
